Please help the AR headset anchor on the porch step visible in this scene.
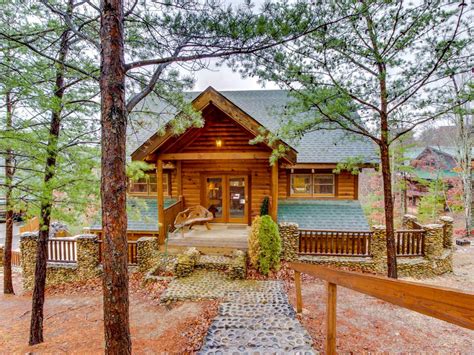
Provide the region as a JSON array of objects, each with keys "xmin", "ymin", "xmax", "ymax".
[
  {"xmin": 208, "ymin": 316, "xmax": 305, "ymax": 331},
  {"xmin": 218, "ymin": 302, "xmax": 296, "ymax": 318},
  {"xmin": 223, "ymin": 290, "xmax": 289, "ymax": 304},
  {"xmin": 200, "ymin": 348, "xmax": 315, "ymax": 355},
  {"xmin": 196, "ymin": 255, "xmax": 234, "ymax": 270},
  {"xmin": 199, "ymin": 328, "xmax": 314, "ymax": 353}
]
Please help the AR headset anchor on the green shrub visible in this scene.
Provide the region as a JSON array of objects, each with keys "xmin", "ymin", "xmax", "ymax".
[
  {"xmin": 247, "ymin": 215, "xmax": 281, "ymax": 275},
  {"xmin": 260, "ymin": 196, "xmax": 270, "ymax": 216},
  {"xmin": 248, "ymin": 216, "xmax": 261, "ymax": 268}
]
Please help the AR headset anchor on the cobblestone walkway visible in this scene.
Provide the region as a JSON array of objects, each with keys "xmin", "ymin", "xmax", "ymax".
[
  {"xmin": 199, "ymin": 278, "xmax": 316, "ymax": 354},
  {"xmin": 160, "ymin": 270, "xmax": 266, "ymax": 302}
]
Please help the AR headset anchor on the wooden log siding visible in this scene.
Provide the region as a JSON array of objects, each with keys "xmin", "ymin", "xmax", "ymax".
[
  {"xmin": 279, "ymin": 169, "xmax": 358, "ymax": 199},
  {"xmin": 396, "ymin": 229, "xmax": 425, "ymax": 256},
  {"xmin": 98, "ymin": 239, "xmax": 138, "ymax": 266},
  {"xmin": 47, "ymin": 238, "xmax": 77, "ymax": 263},
  {"xmin": 298, "ymin": 230, "xmax": 372, "ymax": 256}
]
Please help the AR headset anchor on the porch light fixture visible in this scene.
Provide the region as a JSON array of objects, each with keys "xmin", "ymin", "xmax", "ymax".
[{"xmin": 215, "ymin": 138, "xmax": 223, "ymax": 148}]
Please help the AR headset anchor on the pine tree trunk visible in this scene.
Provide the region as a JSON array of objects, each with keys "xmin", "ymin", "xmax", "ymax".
[
  {"xmin": 99, "ymin": 0, "xmax": 132, "ymax": 353},
  {"xmin": 29, "ymin": 18, "xmax": 70, "ymax": 346},
  {"xmin": 3, "ymin": 90, "xmax": 14, "ymax": 295},
  {"xmin": 380, "ymin": 142, "xmax": 398, "ymax": 278}
]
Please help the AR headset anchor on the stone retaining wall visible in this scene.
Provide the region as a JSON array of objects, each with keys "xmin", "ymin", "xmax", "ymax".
[
  {"xmin": 137, "ymin": 237, "xmax": 160, "ymax": 272},
  {"xmin": 20, "ymin": 233, "xmax": 101, "ymax": 291},
  {"xmin": 292, "ymin": 214, "xmax": 454, "ymax": 278},
  {"xmin": 278, "ymin": 223, "xmax": 299, "ymax": 262}
]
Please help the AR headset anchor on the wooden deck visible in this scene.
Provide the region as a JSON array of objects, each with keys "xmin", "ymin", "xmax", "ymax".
[{"xmin": 166, "ymin": 223, "xmax": 249, "ymax": 253}]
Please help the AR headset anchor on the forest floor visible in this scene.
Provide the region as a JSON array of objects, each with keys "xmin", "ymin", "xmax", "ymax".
[
  {"xmin": 1, "ymin": 245, "xmax": 473, "ymax": 353},
  {"xmin": 286, "ymin": 245, "xmax": 474, "ymax": 353},
  {"xmin": 0, "ymin": 270, "xmax": 218, "ymax": 354}
]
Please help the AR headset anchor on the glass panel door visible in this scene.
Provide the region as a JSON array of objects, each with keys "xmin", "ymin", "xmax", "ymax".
[
  {"xmin": 206, "ymin": 177, "xmax": 224, "ymax": 221},
  {"xmin": 228, "ymin": 176, "xmax": 247, "ymax": 222}
]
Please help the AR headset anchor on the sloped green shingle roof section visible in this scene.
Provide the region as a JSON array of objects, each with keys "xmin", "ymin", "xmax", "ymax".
[
  {"xmin": 90, "ymin": 197, "xmax": 177, "ymax": 231},
  {"xmin": 129, "ymin": 89, "xmax": 379, "ymax": 165},
  {"xmin": 278, "ymin": 199, "xmax": 370, "ymax": 231}
]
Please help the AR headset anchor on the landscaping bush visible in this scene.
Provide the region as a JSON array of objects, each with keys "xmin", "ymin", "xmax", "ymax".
[
  {"xmin": 260, "ymin": 196, "xmax": 270, "ymax": 216},
  {"xmin": 248, "ymin": 216, "xmax": 262, "ymax": 268},
  {"xmin": 248, "ymin": 215, "xmax": 282, "ymax": 275}
]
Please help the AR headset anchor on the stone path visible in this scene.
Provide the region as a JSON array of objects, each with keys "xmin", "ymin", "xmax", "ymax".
[
  {"xmin": 198, "ymin": 277, "xmax": 316, "ymax": 354},
  {"xmin": 160, "ymin": 270, "xmax": 266, "ymax": 302}
]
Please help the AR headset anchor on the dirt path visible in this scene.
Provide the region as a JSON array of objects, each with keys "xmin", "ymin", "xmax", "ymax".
[
  {"xmin": 0, "ymin": 270, "xmax": 218, "ymax": 353},
  {"xmin": 287, "ymin": 246, "xmax": 474, "ymax": 353}
]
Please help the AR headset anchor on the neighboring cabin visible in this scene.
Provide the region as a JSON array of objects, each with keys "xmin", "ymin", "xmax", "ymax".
[
  {"xmin": 90, "ymin": 87, "xmax": 378, "ymax": 243},
  {"xmin": 405, "ymin": 146, "xmax": 466, "ymax": 208}
]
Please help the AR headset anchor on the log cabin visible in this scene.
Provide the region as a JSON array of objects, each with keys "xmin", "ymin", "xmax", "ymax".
[
  {"xmin": 404, "ymin": 146, "xmax": 463, "ymax": 208},
  {"xmin": 90, "ymin": 87, "xmax": 378, "ymax": 249}
]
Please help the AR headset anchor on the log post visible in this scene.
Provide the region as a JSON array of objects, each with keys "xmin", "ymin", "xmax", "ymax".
[
  {"xmin": 326, "ymin": 282, "xmax": 337, "ymax": 355},
  {"xmin": 270, "ymin": 162, "xmax": 278, "ymax": 221},
  {"xmin": 157, "ymin": 159, "xmax": 165, "ymax": 244},
  {"xmin": 176, "ymin": 160, "xmax": 182, "ymax": 196},
  {"xmin": 295, "ymin": 270, "xmax": 303, "ymax": 313}
]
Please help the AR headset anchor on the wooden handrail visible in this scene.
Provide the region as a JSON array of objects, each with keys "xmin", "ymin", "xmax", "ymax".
[{"xmin": 290, "ymin": 262, "xmax": 474, "ymax": 354}]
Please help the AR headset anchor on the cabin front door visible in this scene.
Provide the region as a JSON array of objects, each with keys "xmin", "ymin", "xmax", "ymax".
[{"xmin": 204, "ymin": 175, "xmax": 248, "ymax": 223}]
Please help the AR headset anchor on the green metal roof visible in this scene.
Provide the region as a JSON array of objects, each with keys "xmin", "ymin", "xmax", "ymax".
[
  {"xmin": 410, "ymin": 168, "xmax": 459, "ymax": 181},
  {"xmin": 90, "ymin": 197, "xmax": 177, "ymax": 231},
  {"xmin": 278, "ymin": 199, "xmax": 370, "ymax": 231}
]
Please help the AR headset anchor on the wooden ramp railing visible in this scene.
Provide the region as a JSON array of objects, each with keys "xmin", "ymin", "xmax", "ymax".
[{"xmin": 290, "ymin": 262, "xmax": 474, "ymax": 355}]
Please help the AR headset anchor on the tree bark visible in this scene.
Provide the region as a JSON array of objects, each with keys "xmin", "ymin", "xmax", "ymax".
[
  {"xmin": 99, "ymin": 0, "xmax": 131, "ymax": 353},
  {"xmin": 453, "ymin": 75, "xmax": 472, "ymax": 237},
  {"xmin": 29, "ymin": 13, "xmax": 71, "ymax": 345},
  {"xmin": 3, "ymin": 90, "xmax": 15, "ymax": 295},
  {"xmin": 380, "ymin": 141, "xmax": 398, "ymax": 278}
]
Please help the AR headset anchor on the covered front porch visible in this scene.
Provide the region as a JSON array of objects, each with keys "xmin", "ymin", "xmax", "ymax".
[{"xmin": 167, "ymin": 223, "xmax": 249, "ymax": 250}]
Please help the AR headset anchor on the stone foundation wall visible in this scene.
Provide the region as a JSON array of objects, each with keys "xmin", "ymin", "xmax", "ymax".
[
  {"xmin": 295, "ymin": 215, "xmax": 454, "ymax": 278},
  {"xmin": 175, "ymin": 247, "xmax": 200, "ymax": 277},
  {"xmin": 20, "ymin": 233, "xmax": 101, "ymax": 291},
  {"xmin": 228, "ymin": 250, "xmax": 247, "ymax": 280},
  {"xmin": 137, "ymin": 237, "xmax": 159, "ymax": 272},
  {"xmin": 278, "ymin": 223, "xmax": 299, "ymax": 262},
  {"xmin": 402, "ymin": 214, "xmax": 419, "ymax": 229},
  {"xmin": 439, "ymin": 216, "xmax": 454, "ymax": 248}
]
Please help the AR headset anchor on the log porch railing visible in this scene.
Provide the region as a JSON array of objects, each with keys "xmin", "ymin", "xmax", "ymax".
[
  {"xmin": 11, "ymin": 250, "xmax": 21, "ymax": 266},
  {"xmin": 47, "ymin": 238, "xmax": 77, "ymax": 263},
  {"xmin": 290, "ymin": 262, "xmax": 474, "ymax": 355},
  {"xmin": 162, "ymin": 196, "xmax": 184, "ymax": 241},
  {"xmin": 298, "ymin": 229, "xmax": 426, "ymax": 257},
  {"xmin": 298, "ymin": 230, "xmax": 373, "ymax": 256},
  {"xmin": 396, "ymin": 229, "xmax": 425, "ymax": 256}
]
